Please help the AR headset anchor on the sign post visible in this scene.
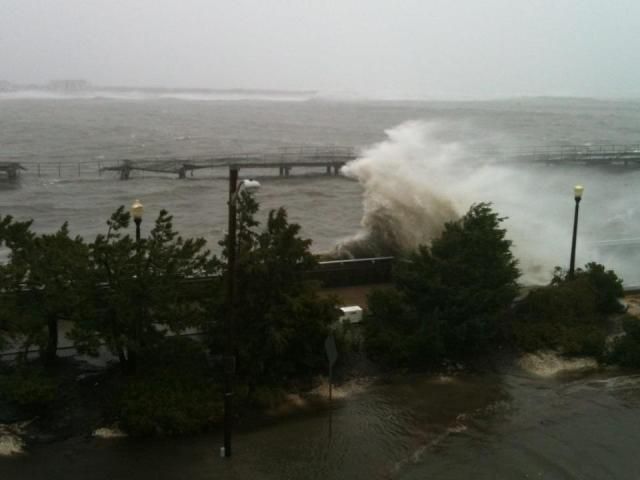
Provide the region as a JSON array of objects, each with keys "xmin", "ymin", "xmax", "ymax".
[{"xmin": 324, "ymin": 334, "xmax": 338, "ymax": 403}]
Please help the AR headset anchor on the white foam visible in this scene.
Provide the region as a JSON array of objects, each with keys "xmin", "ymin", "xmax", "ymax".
[
  {"xmin": 92, "ymin": 426, "xmax": 127, "ymax": 439},
  {"xmin": 518, "ymin": 351, "xmax": 598, "ymax": 377},
  {"xmin": 0, "ymin": 424, "xmax": 25, "ymax": 456}
]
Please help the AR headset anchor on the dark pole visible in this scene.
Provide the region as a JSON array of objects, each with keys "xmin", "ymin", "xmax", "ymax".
[
  {"xmin": 134, "ymin": 217, "xmax": 141, "ymax": 243},
  {"xmin": 224, "ymin": 167, "xmax": 239, "ymax": 458},
  {"xmin": 568, "ymin": 195, "xmax": 581, "ymax": 278},
  {"xmin": 132, "ymin": 215, "xmax": 142, "ymax": 373}
]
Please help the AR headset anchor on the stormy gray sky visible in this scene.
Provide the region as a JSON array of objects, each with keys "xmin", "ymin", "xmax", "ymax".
[{"xmin": 1, "ymin": 0, "xmax": 639, "ymax": 99}]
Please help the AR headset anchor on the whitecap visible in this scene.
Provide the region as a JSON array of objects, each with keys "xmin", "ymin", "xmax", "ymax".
[
  {"xmin": 0, "ymin": 424, "xmax": 25, "ymax": 456},
  {"xmin": 518, "ymin": 351, "xmax": 598, "ymax": 377},
  {"xmin": 92, "ymin": 426, "xmax": 127, "ymax": 439}
]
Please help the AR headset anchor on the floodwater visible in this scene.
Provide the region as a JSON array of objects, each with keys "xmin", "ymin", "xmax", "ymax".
[{"xmin": 2, "ymin": 360, "xmax": 640, "ymax": 479}]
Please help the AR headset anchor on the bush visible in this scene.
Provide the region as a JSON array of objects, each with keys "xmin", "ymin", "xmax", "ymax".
[
  {"xmin": 553, "ymin": 262, "xmax": 625, "ymax": 314},
  {"xmin": 363, "ymin": 287, "xmax": 443, "ymax": 368},
  {"xmin": 113, "ymin": 338, "xmax": 223, "ymax": 436},
  {"xmin": 0, "ymin": 367, "xmax": 58, "ymax": 413},
  {"xmin": 117, "ymin": 376, "xmax": 222, "ymax": 436},
  {"xmin": 608, "ymin": 316, "xmax": 640, "ymax": 368},
  {"xmin": 512, "ymin": 263, "xmax": 624, "ymax": 357},
  {"xmin": 248, "ymin": 385, "xmax": 288, "ymax": 410}
]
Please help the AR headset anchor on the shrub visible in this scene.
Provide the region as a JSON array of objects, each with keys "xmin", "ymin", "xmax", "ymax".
[
  {"xmin": 512, "ymin": 263, "xmax": 624, "ymax": 357},
  {"xmin": 113, "ymin": 338, "xmax": 223, "ymax": 436},
  {"xmin": 117, "ymin": 376, "xmax": 222, "ymax": 436},
  {"xmin": 248, "ymin": 385, "xmax": 288, "ymax": 410},
  {"xmin": 552, "ymin": 262, "xmax": 625, "ymax": 314},
  {"xmin": 0, "ymin": 367, "xmax": 58, "ymax": 413},
  {"xmin": 363, "ymin": 287, "xmax": 443, "ymax": 368},
  {"xmin": 608, "ymin": 316, "xmax": 640, "ymax": 368}
]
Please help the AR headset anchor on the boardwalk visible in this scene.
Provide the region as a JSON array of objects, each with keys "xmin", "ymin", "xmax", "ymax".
[
  {"xmin": 512, "ymin": 144, "xmax": 640, "ymax": 166},
  {"xmin": 0, "ymin": 162, "xmax": 26, "ymax": 180},
  {"xmin": 100, "ymin": 146, "xmax": 356, "ymax": 179},
  {"xmin": 3, "ymin": 144, "xmax": 640, "ymax": 182}
]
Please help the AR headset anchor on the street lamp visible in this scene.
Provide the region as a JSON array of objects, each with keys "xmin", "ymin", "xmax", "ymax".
[
  {"xmin": 131, "ymin": 199, "xmax": 144, "ymax": 242},
  {"xmin": 129, "ymin": 199, "xmax": 144, "ymax": 373},
  {"xmin": 223, "ymin": 168, "xmax": 260, "ymax": 458},
  {"xmin": 568, "ymin": 185, "xmax": 584, "ymax": 278}
]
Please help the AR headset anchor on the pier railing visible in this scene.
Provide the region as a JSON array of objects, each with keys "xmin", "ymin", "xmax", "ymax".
[
  {"xmin": 3, "ymin": 144, "xmax": 640, "ymax": 181},
  {"xmin": 2, "ymin": 146, "xmax": 358, "ymax": 180}
]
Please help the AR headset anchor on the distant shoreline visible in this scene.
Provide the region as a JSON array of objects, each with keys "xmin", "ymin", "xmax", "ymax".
[{"xmin": 0, "ymin": 80, "xmax": 317, "ymax": 97}]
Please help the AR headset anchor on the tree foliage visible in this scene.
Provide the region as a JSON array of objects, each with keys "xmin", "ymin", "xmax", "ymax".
[
  {"xmin": 0, "ymin": 216, "xmax": 90, "ymax": 364},
  {"xmin": 212, "ymin": 192, "xmax": 337, "ymax": 388},
  {"xmin": 72, "ymin": 207, "xmax": 214, "ymax": 372},
  {"xmin": 112, "ymin": 337, "xmax": 222, "ymax": 436},
  {"xmin": 609, "ymin": 316, "xmax": 640, "ymax": 368},
  {"xmin": 0, "ymin": 215, "xmax": 35, "ymax": 354},
  {"xmin": 364, "ymin": 203, "xmax": 520, "ymax": 366},
  {"xmin": 513, "ymin": 262, "xmax": 625, "ymax": 357}
]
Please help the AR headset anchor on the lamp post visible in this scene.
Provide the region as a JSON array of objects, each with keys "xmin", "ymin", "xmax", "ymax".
[
  {"xmin": 127, "ymin": 200, "xmax": 144, "ymax": 374},
  {"xmin": 568, "ymin": 185, "xmax": 584, "ymax": 278},
  {"xmin": 129, "ymin": 199, "xmax": 144, "ymax": 373},
  {"xmin": 131, "ymin": 199, "xmax": 144, "ymax": 242},
  {"xmin": 223, "ymin": 168, "xmax": 260, "ymax": 458}
]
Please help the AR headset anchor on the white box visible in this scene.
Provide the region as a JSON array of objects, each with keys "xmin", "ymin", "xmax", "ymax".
[{"xmin": 338, "ymin": 305, "xmax": 363, "ymax": 324}]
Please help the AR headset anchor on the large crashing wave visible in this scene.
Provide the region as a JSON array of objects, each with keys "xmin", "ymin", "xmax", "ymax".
[
  {"xmin": 329, "ymin": 120, "xmax": 603, "ymax": 285},
  {"xmin": 332, "ymin": 121, "xmax": 470, "ymax": 258}
]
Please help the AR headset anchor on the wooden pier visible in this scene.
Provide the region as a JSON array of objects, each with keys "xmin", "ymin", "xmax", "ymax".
[
  {"xmin": 4, "ymin": 144, "xmax": 640, "ymax": 182},
  {"xmin": 512, "ymin": 144, "xmax": 640, "ymax": 166},
  {"xmin": 0, "ymin": 162, "xmax": 26, "ymax": 181},
  {"xmin": 100, "ymin": 146, "xmax": 356, "ymax": 180}
]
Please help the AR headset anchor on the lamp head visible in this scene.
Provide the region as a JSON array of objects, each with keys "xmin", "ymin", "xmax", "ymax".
[
  {"xmin": 131, "ymin": 199, "xmax": 144, "ymax": 220},
  {"xmin": 574, "ymin": 185, "xmax": 584, "ymax": 199},
  {"xmin": 239, "ymin": 179, "xmax": 261, "ymax": 193}
]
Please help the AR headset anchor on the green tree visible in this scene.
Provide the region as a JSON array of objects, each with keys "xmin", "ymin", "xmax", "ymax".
[
  {"xmin": 0, "ymin": 215, "xmax": 35, "ymax": 357},
  {"xmin": 74, "ymin": 207, "xmax": 214, "ymax": 373},
  {"xmin": 27, "ymin": 224, "xmax": 90, "ymax": 364},
  {"xmin": 213, "ymin": 193, "xmax": 337, "ymax": 389},
  {"xmin": 365, "ymin": 203, "xmax": 520, "ymax": 366},
  {"xmin": 0, "ymin": 216, "xmax": 89, "ymax": 365}
]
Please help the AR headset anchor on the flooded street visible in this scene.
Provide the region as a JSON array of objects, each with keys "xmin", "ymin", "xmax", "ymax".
[{"xmin": 3, "ymin": 360, "xmax": 640, "ymax": 479}]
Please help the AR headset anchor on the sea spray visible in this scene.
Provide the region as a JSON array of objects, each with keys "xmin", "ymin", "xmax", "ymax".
[
  {"xmin": 332, "ymin": 120, "xmax": 608, "ymax": 284},
  {"xmin": 334, "ymin": 121, "xmax": 463, "ymax": 258}
]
